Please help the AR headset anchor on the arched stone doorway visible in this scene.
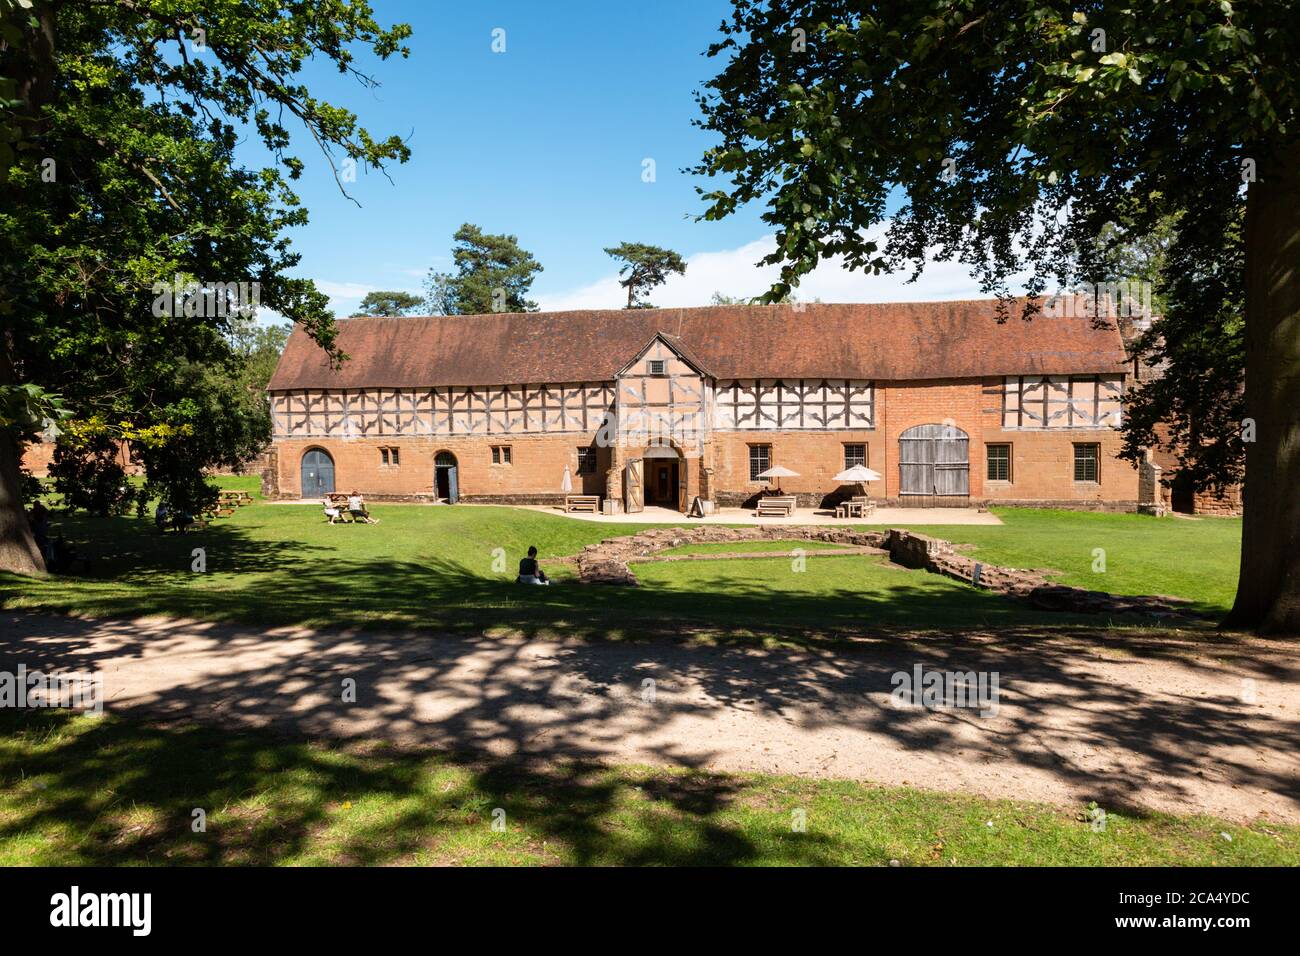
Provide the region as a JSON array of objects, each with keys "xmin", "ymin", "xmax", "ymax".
[
  {"xmin": 434, "ymin": 451, "xmax": 459, "ymax": 503},
  {"xmin": 301, "ymin": 448, "xmax": 335, "ymax": 497},
  {"xmin": 642, "ymin": 443, "xmax": 684, "ymax": 510}
]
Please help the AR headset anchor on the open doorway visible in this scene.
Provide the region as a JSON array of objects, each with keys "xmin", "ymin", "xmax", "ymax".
[
  {"xmin": 645, "ymin": 459, "xmax": 680, "ymax": 508},
  {"xmin": 434, "ymin": 451, "xmax": 459, "ymax": 503}
]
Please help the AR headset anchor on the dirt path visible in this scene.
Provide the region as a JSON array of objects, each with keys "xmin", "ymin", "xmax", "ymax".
[{"xmin": 1, "ymin": 610, "xmax": 1296, "ymax": 823}]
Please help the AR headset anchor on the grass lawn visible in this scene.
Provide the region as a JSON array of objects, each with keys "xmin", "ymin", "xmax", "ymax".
[
  {"xmin": 1, "ymin": 710, "xmax": 1291, "ymax": 866},
  {"xmin": 0, "ymin": 491, "xmax": 1241, "ymax": 641},
  {"xmin": 657, "ymin": 539, "xmax": 855, "ymax": 556},
  {"xmin": 872, "ymin": 509, "xmax": 1242, "ymax": 617}
]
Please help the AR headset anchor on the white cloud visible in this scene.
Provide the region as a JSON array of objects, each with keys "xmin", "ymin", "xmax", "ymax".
[{"xmin": 536, "ymin": 228, "xmax": 1031, "ymax": 312}]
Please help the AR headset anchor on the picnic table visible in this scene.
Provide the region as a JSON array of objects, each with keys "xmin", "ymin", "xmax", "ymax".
[
  {"xmin": 835, "ymin": 496, "xmax": 876, "ymax": 519},
  {"xmin": 756, "ymin": 495, "xmax": 797, "ymax": 517},
  {"xmin": 564, "ymin": 495, "xmax": 600, "ymax": 513}
]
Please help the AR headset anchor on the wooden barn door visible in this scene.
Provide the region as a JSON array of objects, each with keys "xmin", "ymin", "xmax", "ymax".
[
  {"xmin": 899, "ymin": 424, "xmax": 969, "ymax": 505},
  {"xmin": 624, "ymin": 458, "xmax": 644, "ymax": 513}
]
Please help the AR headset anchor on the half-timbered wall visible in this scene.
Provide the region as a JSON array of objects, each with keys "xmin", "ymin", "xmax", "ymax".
[
  {"xmin": 271, "ymin": 383, "xmax": 615, "ymax": 439},
  {"xmin": 712, "ymin": 380, "xmax": 874, "ymax": 430},
  {"xmin": 614, "ymin": 338, "xmax": 711, "ymax": 455},
  {"xmin": 1001, "ymin": 375, "xmax": 1123, "ymax": 429}
]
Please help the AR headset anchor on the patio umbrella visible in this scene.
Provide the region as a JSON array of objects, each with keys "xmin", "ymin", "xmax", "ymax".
[
  {"xmin": 832, "ymin": 465, "xmax": 882, "ymax": 483},
  {"xmin": 755, "ymin": 464, "xmax": 800, "ymax": 495},
  {"xmin": 832, "ymin": 464, "xmax": 882, "ymax": 500},
  {"xmin": 560, "ymin": 466, "xmax": 573, "ymax": 493}
]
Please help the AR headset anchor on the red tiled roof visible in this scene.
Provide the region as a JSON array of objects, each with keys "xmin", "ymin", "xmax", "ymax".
[{"xmin": 266, "ymin": 300, "xmax": 1129, "ymax": 390}]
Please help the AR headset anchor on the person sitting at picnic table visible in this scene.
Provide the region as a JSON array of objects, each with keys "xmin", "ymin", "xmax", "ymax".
[
  {"xmin": 516, "ymin": 546, "xmax": 550, "ymax": 585},
  {"xmin": 346, "ymin": 491, "xmax": 378, "ymax": 524},
  {"xmin": 323, "ymin": 497, "xmax": 344, "ymax": 524}
]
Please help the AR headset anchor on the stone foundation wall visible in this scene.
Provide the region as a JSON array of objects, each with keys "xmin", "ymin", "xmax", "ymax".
[{"xmin": 573, "ymin": 524, "xmax": 1200, "ymax": 622}]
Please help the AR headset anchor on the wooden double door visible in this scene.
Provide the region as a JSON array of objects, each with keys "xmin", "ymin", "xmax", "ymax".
[{"xmin": 625, "ymin": 457, "xmax": 686, "ymax": 512}]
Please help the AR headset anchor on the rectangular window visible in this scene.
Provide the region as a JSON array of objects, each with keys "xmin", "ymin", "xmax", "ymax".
[
  {"xmin": 1073, "ymin": 443, "xmax": 1100, "ymax": 482},
  {"xmin": 380, "ymin": 448, "xmax": 389, "ymax": 466},
  {"xmin": 491, "ymin": 445, "xmax": 512, "ymax": 466},
  {"xmin": 647, "ymin": 359, "xmax": 666, "ymax": 375},
  {"xmin": 379, "ymin": 447, "xmax": 400, "ymax": 467},
  {"xmin": 576, "ymin": 447, "xmax": 597, "ymax": 475},
  {"xmin": 843, "ymin": 443, "xmax": 867, "ymax": 469},
  {"xmin": 749, "ymin": 444, "xmax": 771, "ymax": 481},
  {"xmin": 986, "ymin": 444, "xmax": 1011, "ymax": 482}
]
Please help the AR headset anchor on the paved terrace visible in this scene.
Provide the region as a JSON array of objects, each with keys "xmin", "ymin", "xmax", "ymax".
[{"xmin": 268, "ymin": 500, "xmax": 1004, "ymax": 526}]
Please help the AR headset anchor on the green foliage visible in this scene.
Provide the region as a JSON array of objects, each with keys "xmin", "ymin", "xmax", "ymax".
[
  {"xmin": 695, "ymin": 2, "xmax": 1291, "ymax": 297},
  {"xmin": 692, "ymin": 2, "xmax": 1295, "ymax": 490},
  {"xmin": 604, "ymin": 242, "xmax": 686, "ymax": 308},
  {"xmin": 352, "ymin": 290, "xmax": 423, "ymax": 316},
  {"xmin": 0, "ymin": 0, "xmax": 412, "ymax": 549},
  {"xmin": 47, "ymin": 435, "xmax": 137, "ymax": 518},
  {"xmin": 424, "ymin": 223, "xmax": 543, "ymax": 315}
]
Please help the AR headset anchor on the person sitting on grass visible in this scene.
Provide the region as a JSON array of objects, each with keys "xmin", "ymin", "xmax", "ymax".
[
  {"xmin": 323, "ymin": 497, "xmax": 344, "ymax": 524},
  {"xmin": 347, "ymin": 491, "xmax": 378, "ymax": 524},
  {"xmin": 516, "ymin": 546, "xmax": 550, "ymax": 586}
]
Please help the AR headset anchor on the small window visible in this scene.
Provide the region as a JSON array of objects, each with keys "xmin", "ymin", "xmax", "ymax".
[
  {"xmin": 749, "ymin": 444, "xmax": 771, "ymax": 482},
  {"xmin": 491, "ymin": 445, "xmax": 512, "ymax": 465},
  {"xmin": 843, "ymin": 443, "xmax": 867, "ymax": 469},
  {"xmin": 576, "ymin": 447, "xmax": 597, "ymax": 475},
  {"xmin": 986, "ymin": 444, "xmax": 1011, "ymax": 482},
  {"xmin": 1073, "ymin": 443, "xmax": 1100, "ymax": 482},
  {"xmin": 380, "ymin": 448, "xmax": 389, "ymax": 466},
  {"xmin": 647, "ymin": 359, "xmax": 666, "ymax": 375}
]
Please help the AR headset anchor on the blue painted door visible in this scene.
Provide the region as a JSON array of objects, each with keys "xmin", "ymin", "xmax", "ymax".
[{"xmin": 302, "ymin": 450, "xmax": 335, "ymax": 497}]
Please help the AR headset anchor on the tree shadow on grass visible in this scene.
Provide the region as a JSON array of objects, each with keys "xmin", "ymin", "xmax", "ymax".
[{"xmin": 0, "ymin": 710, "xmax": 839, "ymax": 866}]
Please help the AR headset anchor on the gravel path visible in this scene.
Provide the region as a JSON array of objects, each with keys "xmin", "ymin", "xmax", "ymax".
[{"xmin": 1, "ymin": 610, "xmax": 1296, "ymax": 823}]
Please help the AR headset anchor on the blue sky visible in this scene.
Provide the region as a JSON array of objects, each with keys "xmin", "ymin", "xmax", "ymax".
[{"xmin": 249, "ymin": 0, "xmax": 996, "ymax": 318}]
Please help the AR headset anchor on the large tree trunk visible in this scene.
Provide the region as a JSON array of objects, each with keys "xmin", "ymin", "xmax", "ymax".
[
  {"xmin": 1225, "ymin": 140, "xmax": 1300, "ymax": 634},
  {"xmin": 0, "ymin": 349, "xmax": 44, "ymax": 575},
  {"xmin": 0, "ymin": 3, "xmax": 55, "ymax": 576}
]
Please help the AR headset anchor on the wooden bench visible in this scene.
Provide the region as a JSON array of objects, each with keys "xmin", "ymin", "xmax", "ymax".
[
  {"xmin": 756, "ymin": 495, "xmax": 797, "ymax": 517},
  {"xmin": 565, "ymin": 495, "xmax": 600, "ymax": 514}
]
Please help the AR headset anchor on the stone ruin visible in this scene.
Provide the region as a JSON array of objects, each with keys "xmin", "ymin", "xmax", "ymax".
[{"xmin": 573, "ymin": 525, "xmax": 1199, "ymax": 621}]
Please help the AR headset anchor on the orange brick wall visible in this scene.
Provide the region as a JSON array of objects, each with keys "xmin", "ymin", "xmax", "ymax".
[
  {"xmin": 272, "ymin": 378, "xmax": 1139, "ymax": 507},
  {"xmin": 708, "ymin": 378, "xmax": 1137, "ymax": 505},
  {"xmin": 273, "ymin": 434, "xmax": 610, "ymax": 500}
]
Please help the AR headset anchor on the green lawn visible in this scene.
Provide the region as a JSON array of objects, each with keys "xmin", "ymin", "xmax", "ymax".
[
  {"xmin": 1, "ymin": 710, "xmax": 1290, "ymax": 866},
  {"xmin": 0, "ymin": 494, "xmax": 1241, "ymax": 641},
  {"xmin": 657, "ymin": 539, "xmax": 855, "ymax": 556},
  {"xmin": 870, "ymin": 509, "xmax": 1242, "ymax": 617}
]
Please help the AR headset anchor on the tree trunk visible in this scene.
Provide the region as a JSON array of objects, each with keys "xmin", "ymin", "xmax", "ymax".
[
  {"xmin": 0, "ymin": 349, "xmax": 44, "ymax": 575},
  {"xmin": 0, "ymin": 3, "xmax": 55, "ymax": 575},
  {"xmin": 1225, "ymin": 140, "xmax": 1300, "ymax": 634}
]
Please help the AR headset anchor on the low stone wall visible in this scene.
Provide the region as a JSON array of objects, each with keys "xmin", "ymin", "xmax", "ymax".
[
  {"xmin": 884, "ymin": 529, "xmax": 1197, "ymax": 620},
  {"xmin": 575, "ymin": 524, "xmax": 1199, "ymax": 621},
  {"xmin": 575, "ymin": 525, "xmax": 888, "ymax": 586}
]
